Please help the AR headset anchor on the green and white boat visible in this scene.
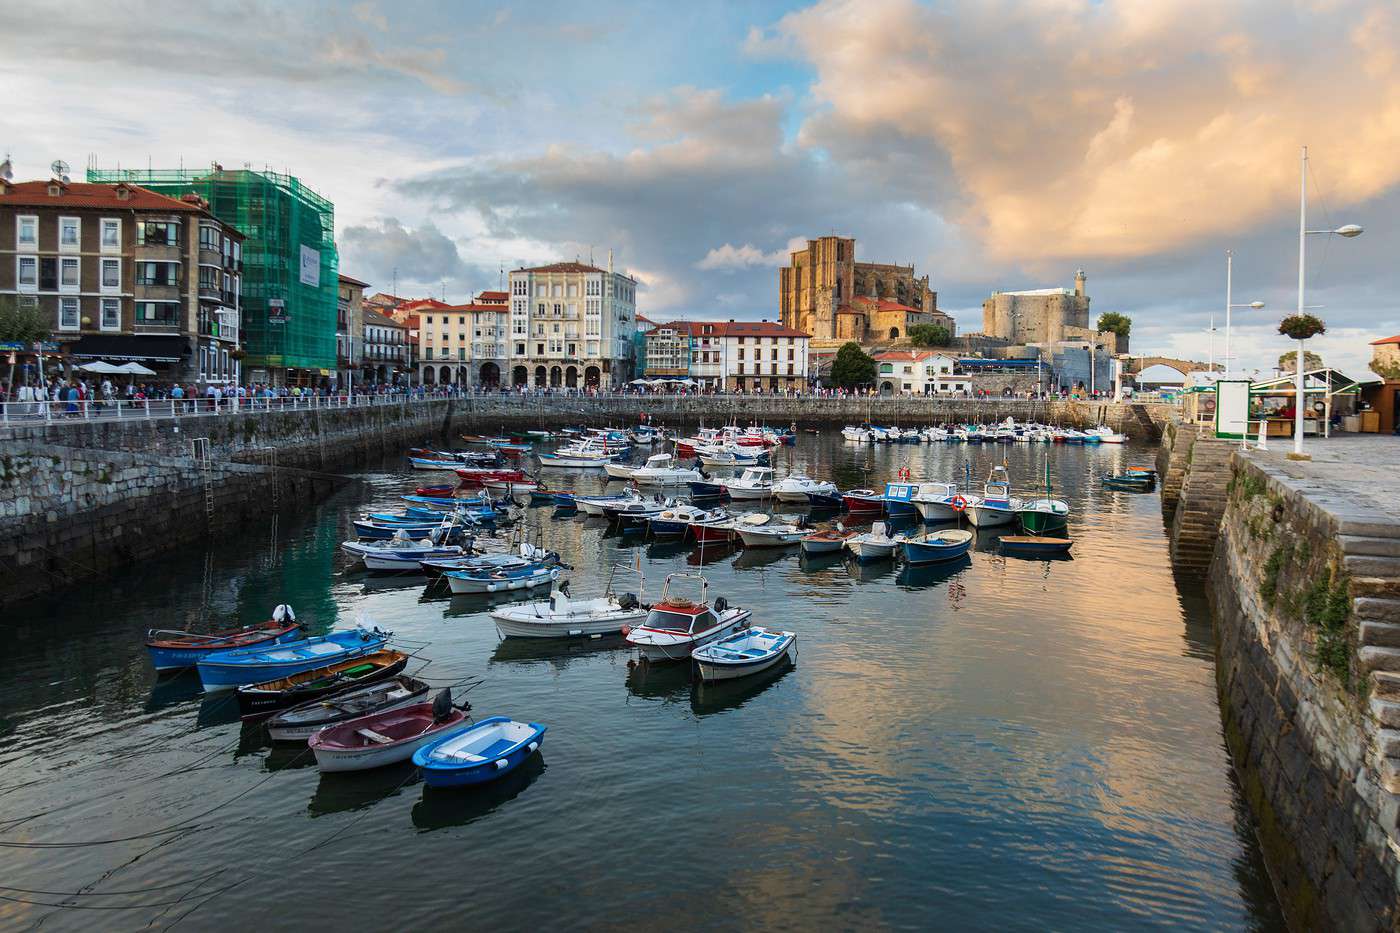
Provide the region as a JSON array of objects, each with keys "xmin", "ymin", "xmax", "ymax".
[{"xmin": 1015, "ymin": 462, "xmax": 1069, "ymax": 533}]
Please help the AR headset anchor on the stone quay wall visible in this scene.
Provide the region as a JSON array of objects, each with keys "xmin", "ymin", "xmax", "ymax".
[
  {"xmin": 1203, "ymin": 451, "xmax": 1400, "ymax": 929},
  {"xmin": 0, "ymin": 442, "xmax": 350, "ymax": 608}
]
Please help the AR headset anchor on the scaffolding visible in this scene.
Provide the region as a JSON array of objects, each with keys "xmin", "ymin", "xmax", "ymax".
[{"xmin": 87, "ymin": 165, "xmax": 339, "ymax": 378}]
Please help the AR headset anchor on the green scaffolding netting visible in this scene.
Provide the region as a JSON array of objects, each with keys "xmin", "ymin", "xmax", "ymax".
[{"xmin": 87, "ymin": 166, "xmax": 338, "ymax": 373}]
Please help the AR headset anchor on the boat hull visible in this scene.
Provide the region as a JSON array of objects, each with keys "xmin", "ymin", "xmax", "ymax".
[
  {"xmin": 312, "ymin": 721, "xmax": 472, "ymax": 773},
  {"xmin": 846, "ymin": 540, "xmax": 896, "ymax": 560},
  {"xmin": 491, "ymin": 609, "xmax": 645, "ymax": 639},
  {"xmin": 146, "ymin": 624, "xmax": 301, "ymax": 672},
  {"xmin": 415, "ymin": 718, "xmax": 547, "ymax": 788},
  {"xmin": 967, "ymin": 506, "xmax": 1017, "ymax": 528},
  {"xmin": 236, "ymin": 653, "xmax": 407, "ymax": 718},
  {"xmin": 900, "ymin": 537, "xmax": 973, "ymax": 564},
  {"xmin": 196, "ymin": 633, "xmax": 388, "ymax": 692},
  {"xmin": 694, "ymin": 633, "xmax": 795, "ymax": 682},
  {"xmin": 1018, "ymin": 511, "xmax": 1068, "ymax": 533},
  {"xmin": 628, "ymin": 610, "xmax": 751, "ymax": 662},
  {"xmin": 267, "ymin": 677, "xmax": 430, "ymax": 743},
  {"xmin": 445, "ymin": 566, "xmax": 560, "ymax": 595},
  {"xmin": 799, "ymin": 536, "xmax": 849, "ymax": 554}
]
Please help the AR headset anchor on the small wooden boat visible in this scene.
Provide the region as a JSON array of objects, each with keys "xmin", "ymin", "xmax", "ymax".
[
  {"xmin": 734, "ymin": 519, "xmax": 810, "ymax": 548},
  {"xmin": 1015, "ymin": 498, "xmax": 1069, "ymax": 533},
  {"xmin": 415, "ymin": 484, "xmax": 456, "ymax": 497},
  {"xmin": 266, "ymin": 675, "xmax": 432, "ymax": 743},
  {"xmin": 1103, "ymin": 473, "xmax": 1154, "ymax": 491},
  {"xmin": 692, "ymin": 627, "xmax": 796, "ymax": 682},
  {"xmin": 309, "ymin": 690, "xmax": 472, "ymax": 773},
  {"xmin": 454, "ymin": 468, "xmax": 527, "ymax": 486},
  {"xmin": 236, "ymin": 649, "xmax": 409, "ymax": 718},
  {"xmin": 145, "ymin": 609, "xmax": 301, "ymax": 672},
  {"xmin": 414, "ymin": 716, "xmax": 547, "ymax": 788},
  {"xmin": 999, "ymin": 535, "xmax": 1074, "ymax": 556},
  {"xmin": 804, "ymin": 490, "xmax": 845, "ymax": 510},
  {"xmin": 899, "ymin": 528, "xmax": 973, "ymax": 564},
  {"xmin": 799, "ymin": 526, "xmax": 856, "ymax": 554},
  {"xmin": 444, "ymin": 562, "xmax": 561, "ymax": 595},
  {"xmin": 687, "ymin": 480, "xmax": 726, "ymax": 499},
  {"xmin": 196, "ymin": 628, "xmax": 390, "ymax": 692}
]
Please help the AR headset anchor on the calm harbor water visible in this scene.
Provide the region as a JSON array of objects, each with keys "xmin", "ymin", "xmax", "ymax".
[{"xmin": 0, "ymin": 432, "xmax": 1284, "ymax": 931}]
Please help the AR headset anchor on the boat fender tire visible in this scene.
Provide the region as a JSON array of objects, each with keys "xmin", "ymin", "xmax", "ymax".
[
  {"xmin": 527, "ymin": 742, "xmax": 538, "ymax": 753},
  {"xmin": 714, "ymin": 597, "xmax": 728, "ymax": 613},
  {"xmin": 495, "ymin": 758, "xmax": 509, "ymax": 770}
]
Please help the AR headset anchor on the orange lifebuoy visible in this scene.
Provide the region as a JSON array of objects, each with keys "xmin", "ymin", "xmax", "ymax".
[{"xmin": 950, "ymin": 495, "xmax": 969, "ymax": 513}]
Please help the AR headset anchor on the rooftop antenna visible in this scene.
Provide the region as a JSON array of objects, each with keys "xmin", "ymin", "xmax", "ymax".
[
  {"xmin": 50, "ymin": 159, "xmax": 70, "ymax": 183},
  {"xmin": 392, "ymin": 267, "xmax": 398, "ymax": 297},
  {"xmin": 0, "ymin": 153, "xmax": 12, "ymax": 182}
]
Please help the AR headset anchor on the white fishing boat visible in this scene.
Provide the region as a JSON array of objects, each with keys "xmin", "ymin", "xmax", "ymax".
[
  {"xmin": 734, "ymin": 518, "xmax": 810, "ymax": 548},
  {"xmin": 692, "ymin": 627, "xmax": 796, "ymax": 682},
  {"xmin": 1086, "ymin": 426, "xmax": 1127, "ymax": 443},
  {"xmin": 340, "ymin": 527, "xmax": 469, "ymax": 572},
  {"xmin": 697, "ymin": 445, "xmax": 767, "ymax": 468},
  {"xmin": 444, "ymin": 562, "xmax": 561, "ymax": 595},
  {"xmin": 911, "ymin": 482, "xmax": 976, "ymax": 523},
  {"xmin": 841, "ymin": 426, "xmax": 872, "ymax": 443},
  {"xmin": 629, "ymin": 453, "xmax": 702, "ymax": 486},
  {"xmin": 624, "ymin": 573, "xmax": 751, "ymax": 662},
  {"xmin": 491, "ymin": 573, "xmax": 647, "ymax": 639},
  {"xmin": 845, "ymin": 521, "xmax": 900, "ymax": 560},
  {"xmin": 604, "ymin": 461, "xmax": 637, "ymax": 480},
  {"xmin": 648, "ymin": 503, "xmax": 727, "ymax": 538},
  {"xmin": 772, "ymin": 474, "xmax": 838, "ymax": 503},
  {"xmin": 967, "ymin": 474, "xmax": 1023, "ymax": 528},
  {"xmin": 722, "ymin": 466, "xmax": 774, "ymax": 500},
  {"xmin": 573, "ymin": 492, "xmax": 635, "ymax": 517},
  {"xmin": 538, "ymin": 440, "xmax": 617, "ymax": 468}
]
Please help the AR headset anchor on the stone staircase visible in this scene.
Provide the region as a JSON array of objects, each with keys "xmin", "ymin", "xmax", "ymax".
[
  {"xmin": 1167, "ymin": 431, "xmax": 1236, "ymax": 576},
  {"xmin": 1129, "ymin": 402, "xmax": 1161, "ymax": 441},
  {"xmin": 1352, "ymin": 529, "xmax": 1400, "ymax": 792}
]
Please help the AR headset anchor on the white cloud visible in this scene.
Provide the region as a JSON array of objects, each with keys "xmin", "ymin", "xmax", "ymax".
[{"xmin": 696, "ymin": 243, "xmax": 790, "ymax": 271}]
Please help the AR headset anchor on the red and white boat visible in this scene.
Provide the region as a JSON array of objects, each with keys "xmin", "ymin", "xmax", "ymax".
[
  {"xmin": 842, "ymin": 488, "xmax": 885, "ymax": 514},
  {"xmin": 307, "ymin": 690, "xmax": 472, "ymax": 772},
  {"xmin": 454, "ymin": 468, "xmax": 526, "ymax": 487},
  {"xmin": 623, "ymin": 573, "xmax": 751, "ymax": 662}
]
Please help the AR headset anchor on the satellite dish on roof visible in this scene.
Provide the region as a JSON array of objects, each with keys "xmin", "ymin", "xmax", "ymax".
[
  {"xmin": 0, "ymin": 154, "xmax": 12, "ymax": 182},
  {"xmin": 51, "ymin": 159, "xmax": 70, "ymax": 182}
]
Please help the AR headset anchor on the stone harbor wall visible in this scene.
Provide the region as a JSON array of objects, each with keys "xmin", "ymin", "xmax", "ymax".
[
  {"xmin": 1208, "ymin": 451, "xmax": 1400, "ymax": 929},
  {"xmin": 0, "ymin": 442, "xmax": 350, "ymax": 608}
]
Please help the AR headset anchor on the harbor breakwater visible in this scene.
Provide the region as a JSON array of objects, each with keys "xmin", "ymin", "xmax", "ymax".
[{"xmin": 1165, "ymin": 425, "xmax": 1400, "ymax": 928}]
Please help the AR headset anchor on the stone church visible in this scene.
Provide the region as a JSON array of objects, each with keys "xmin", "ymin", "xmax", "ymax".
[{"xmin": 778, "ymin": 236, "xmax": 955, "ymax": 346}]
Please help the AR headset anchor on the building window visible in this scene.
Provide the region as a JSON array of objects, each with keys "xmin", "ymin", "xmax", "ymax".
[
  {"xmin": 100, "ymin": 298, "xmax": 121, "ymax": 331},
  {"xmin": 101, "ymin": 218, "xmax": 121, "ymax": 252},
  {"xmin": 16, "ymin": 256, "xmax": 37, "ymax": 290},
  {"xmin": 60, "ymin": 257, "xmax": 80, "ymax": 292},
  {"xmin": 59, "ymin": 217, "xmax": 80, "ymax": 251},
  {"xmin": 138, "ymin": 262, "xmax": 180, "ymax": 286},
  {"xmin": 58, "ymin": 297, "xmax": 80, "ymax": 330},
  {"xmin": 17, "ymin": 215, "xmax": 37, "ymax": 248},
  {"xmin": 536, "ymin": 343, "xmax": 544, "ymax": 356},
  {"xmin": 135, "ymin": 302, "xmax": 178, "ymax": 326},
  {"xmin": 139, "ymin": 221, "xmax": 181, "ymax": 246},
  {"xmin": 98, "ymin": 254, "xmax": 120, "ymax": 293},
  {"xmin": 424, "ymin": 347, "xmax": 433, "ymax": 360},
  {"xmin": 199, "ymin": 224, "xmax": 221, "ymax": 251}
]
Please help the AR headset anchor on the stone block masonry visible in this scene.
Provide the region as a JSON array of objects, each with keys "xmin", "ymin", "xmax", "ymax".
[
  {"xmin": 0, "ymin": 442, "xmax": 351, "ymax": 608},
  {"xmin": 1202, "ymin": 449, "xmax": 1400, "ymax": 928}
]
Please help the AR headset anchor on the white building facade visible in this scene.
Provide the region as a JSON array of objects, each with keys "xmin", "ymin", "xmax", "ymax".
[
  {"xmin": 875, "ymin": 351, "xmax": 970, "ymax": 395},
  {"xmin": 507, "ymin": 261, "xmax": 637, "ymax": 390}
]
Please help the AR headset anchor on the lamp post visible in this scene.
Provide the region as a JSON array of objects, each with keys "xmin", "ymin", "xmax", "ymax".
[
  {"xmin": 1293, "ymin": 145, "xmax": 1363, "ymax": 457},
  {"xmin": 1223, "ymin": 249, "xmax": 1264, "ymax": 378}
]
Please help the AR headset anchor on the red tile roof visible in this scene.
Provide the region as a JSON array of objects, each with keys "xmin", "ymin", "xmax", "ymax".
[
  {"xmin": 477, "ymin": 290, "xmax": 509, "ymax": 302},
  {"xmin": 1371, "ymin": 335, "xmax": 1400, "ymax": 346},
  {"xmin": 395, "ymin": 298, "xmax": 452, "ymax": 313},
  {"xmin": 514, "ymin": 261, "xmax": 608, "ymax": 274},
  {"xmin": 438, "ymin": 303, "xmax": 509, "ymax": 314},
  {"xmin": 0, "ymin": 179, "xmax": 206, "ymax": 212}
]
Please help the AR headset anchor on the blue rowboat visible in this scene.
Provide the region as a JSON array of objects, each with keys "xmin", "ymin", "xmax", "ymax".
[
  {"xmin": 805, "ymin": 491, "xmax": 844, "ymax": 509},
  {"xmin": 196, "ymin": 629, "xmax": 390, "ymax": 692},
  {"xmin": 688, "ymin": 481, "xmax": 726, "ymax": 498},
  {"xmin": 409, "ymin": 457, "xmax": 466, "ymax": 471},
  {"xmin": 999, "ymin": 535, "xmax": 1074, "ymax": 556},
  {"xmin": 444, "ymin": 562, "xmax": 560, "ymax": 595},
  {"xmin": 146, "ymin": 618, "xmax": 301, "ymax": 672},
  {"xmin": 414, "ymin": 716, "xmax": 547, "ymax": 788},
  {"xmin": 552, "ymin": 492, "xmax": 577, "ymax": 510},
  {"xmin": 899, "ymin": 529, "xmax": 973, "ymax": 564},
  {"xmin": 692, "ymin": 626, "xmax": 796, "ymax": 681}
]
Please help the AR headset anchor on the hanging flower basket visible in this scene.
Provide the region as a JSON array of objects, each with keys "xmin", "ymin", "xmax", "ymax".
[
  {"xmin": 230, "ymin": 347, "xmax": 247, "ymax": 360},
  {"xmin": 1278, "ymin": 314, "xmax": 1326, "ymax": 341}
]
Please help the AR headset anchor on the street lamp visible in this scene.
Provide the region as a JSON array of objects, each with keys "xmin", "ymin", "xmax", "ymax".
[
  {"xmin": 1223, "ymin": 249, "xmax": 1264, "ymax": 378},
  {"xmin": 1293, "ymin": 145, "xmax": 1363, "ymax": 457}
]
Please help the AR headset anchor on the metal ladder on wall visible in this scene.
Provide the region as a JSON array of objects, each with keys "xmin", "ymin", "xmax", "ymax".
[
  {"xmin": 262, "ymin": 447, "xmax": 279, "ymax": 566},
  {"xmin": 191, "ymin": 437, "xmax": 214, "ymax": 527}
]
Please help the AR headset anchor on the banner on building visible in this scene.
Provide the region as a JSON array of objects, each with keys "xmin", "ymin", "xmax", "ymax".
[
  {"xmin": 299, "ymin": 245, "xmax": 321, "ymax": 288},
  {"xmin": 268, "ymin": 298, "xmax": 288, "ymax": 325}
]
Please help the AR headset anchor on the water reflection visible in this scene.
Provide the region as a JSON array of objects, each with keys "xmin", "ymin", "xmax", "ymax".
[
  {"xmin": 310, "ymin": 761, "xmax": 418, "ymax": 817},
  {"xmin": 411, "ymin": 753, "xmax": 546, "ymax": 831},
  {"xmin": 489, "ymin": 635, "xmax": 626, "ymax": 669},
  {"xmin": 691, "ymin": 658, "xmax": 796, "ymax": 716},
  {"xmin": 896, "ymin": 556, "xmax": 972, "ymax": 589}
]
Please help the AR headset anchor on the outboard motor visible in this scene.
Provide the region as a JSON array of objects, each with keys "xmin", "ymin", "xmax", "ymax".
[
  {"xmin": 618, "ymin": 592, "xmax": 639, "ymax": 610},
  {"xmin": 431, "ymin": 688, "xmax": 454, "ymax": 723}
]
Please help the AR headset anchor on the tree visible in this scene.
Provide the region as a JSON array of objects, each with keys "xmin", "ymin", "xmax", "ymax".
[
  {"xmin": 1278, "ymin": 349, "xmax": 1323, "ymax": 372},
  {"xmin": 0, "ymin": 295, "xmax": 52, "ymax": 397},
  {"xmin": 829, "ymin": 342, "xmax": 876, "ymax": 390},
  {"xmin": 1096, "ymin": 312, "xmax": 1131, "ymax": 337},
  {"xmin": 908, "ymin": 323, "xmax": 951, "ymax": 347}
]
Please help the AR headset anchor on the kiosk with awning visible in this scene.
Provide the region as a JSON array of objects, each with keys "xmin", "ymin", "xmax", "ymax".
[{"xmin": 1248, "ymin": 368, "xmax": 1362, "ymax": 438}]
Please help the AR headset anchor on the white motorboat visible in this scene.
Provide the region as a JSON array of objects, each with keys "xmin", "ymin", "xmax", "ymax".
[
  {"xmin": 444, "ymin": 562, "xmax": 561, "ymax": 595},
  {"xmin": 911, "ymin": 482, "xmax": 976, "ymax": 523},
  {"xmin": 624, "ymin": 573, "xmax": 751, "ymax": 662},
  {"xmin": 841, "ymin": 426, "xmax": 872, "ymax": 443},
  {"xmin": 491, "ymin": 581, "xmax": 647, "ymax": 639},
  {"xmin": 573, "ymin": 493, "xmax": 635, "ymax": 517},
  {"xmin": 340, "ymin": 529, "xmax": 468, "ymax": 572},
  {"xmin": 845, "ymin": 521, "xmax": 900, "ymax": 560},
  {"xmin": 734, "ymin": 518, "xmax": 810, "ymax": 548},
  {"xmin": 692, "ymin": 627, "xmax": 796, "ymax": 682},
  {"xmin": 967, "ymin": 479, "xmax": 1022, "ymax": 528},
  {"xmin": 629, "ymin": 453, "xmax": 702, "ymax": 486},
  {"xmin": 604, "ymin": 461, "xmax": 637, "ymax": 480},
  {"xmin": 1086, "ymin": 426, "xmax": 1127, "ymax": 443},
  {"xmin": 697, "ymin": 445, "xmax": 767, "ymax": 468},
  {"xmin": 772, "ymin": 474, "xmax": 838, "ymax": 503},
  {"xmin": 648, "ymin": 503, "xmax": 727, "ymax": 538},
  {"xmin": 722, "ymin": 466, "xmax": 774, "ymax": 500},
  {"xmin": 538, "ymin": 440, "xmax": 617, "ymax": 468}
]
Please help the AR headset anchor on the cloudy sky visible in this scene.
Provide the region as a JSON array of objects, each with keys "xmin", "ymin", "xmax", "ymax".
[{"xmin": 5, "ymin": 0, "xmax": 1398, "ymax": 375}]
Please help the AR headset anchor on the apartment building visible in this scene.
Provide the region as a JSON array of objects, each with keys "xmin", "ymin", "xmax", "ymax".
[
  {"xmin": 418, "ymin": 291, "xmax": 509, "ymax": 387},
  {"xmin": 0, "ymin": 177, "xmax": 243, "ymax": 384},
  {"xmin": 644, "ymin": 320, "xmax": 810, "ymax": 391},
  {"xmin": 506, "ymin": 260, "xmax": 637, "ymax": 390}
]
